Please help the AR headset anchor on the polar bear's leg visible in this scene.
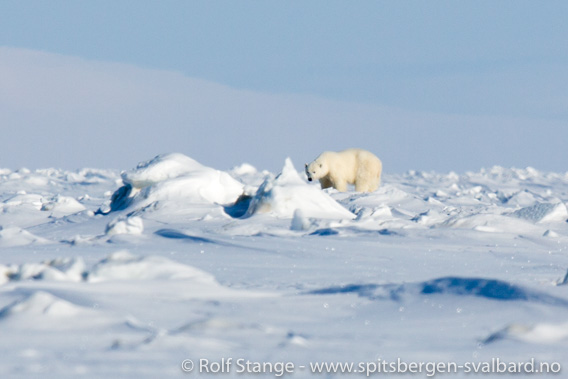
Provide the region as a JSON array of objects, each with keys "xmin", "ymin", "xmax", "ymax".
[
  {"xmin": 355, "ymin": 161, "xmax": 379, "ymax": 192},
  {"xmin": 355, "ymin": 178, "xmax": 379, "ymax": 192},
  {"xmin": 333, "ymin": 179, "xmax": 348, "ymax": 192},
  {"xmin": 364, "ymin": 181, "xmax": 379, "ymax": 192},
  {"xmin": 355, "ymin": 181, "xmax": 371, "ymax": 192},
  {"xmin": 355, "ymin": 167, "xmax": 371, "ymax": 192},
  {"xmin": 319, "ymin": 177, "xmax": 333, "ymax": 189}
]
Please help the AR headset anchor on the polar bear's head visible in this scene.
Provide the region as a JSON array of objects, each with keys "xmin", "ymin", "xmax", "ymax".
[{"xmin": 305, "ymin": 159, "xmax": 328, "ymax": 182}]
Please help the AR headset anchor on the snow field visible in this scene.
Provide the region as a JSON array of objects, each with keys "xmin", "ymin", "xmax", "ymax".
[{"xmin": 0, "ymin": 153, "xmax": 567, "ymax": 377}]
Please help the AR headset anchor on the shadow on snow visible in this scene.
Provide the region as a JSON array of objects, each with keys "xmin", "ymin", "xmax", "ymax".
[{"xmin": 307, "ymin": 277, "xmax": 568, "ymax": 306}]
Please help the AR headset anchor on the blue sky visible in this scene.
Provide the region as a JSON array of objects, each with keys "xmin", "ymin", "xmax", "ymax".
[{"xmin": 1, "ymin": 1, "xmax": 567, "ymax": 172}]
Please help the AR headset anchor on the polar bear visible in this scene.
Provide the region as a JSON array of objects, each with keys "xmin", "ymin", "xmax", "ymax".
[{"xmin": 305, "ymin": 148, "xmax": 382, "ymax": 192}]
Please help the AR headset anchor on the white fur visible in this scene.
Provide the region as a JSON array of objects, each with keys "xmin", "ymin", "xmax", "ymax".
[{"xmin": 305, "ymin": 148, "xmax": 382, "ymax": 192}]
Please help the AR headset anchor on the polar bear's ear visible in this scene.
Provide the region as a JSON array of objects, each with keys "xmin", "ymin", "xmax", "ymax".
[{"xmin": 304, "ymin": 163, "xmax": 308, "ymax": 167}]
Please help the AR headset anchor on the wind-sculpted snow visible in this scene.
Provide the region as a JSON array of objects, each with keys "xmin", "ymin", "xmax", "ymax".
[
  {"xmin": 102, "ymin": 153, "xmax": 244, "ymax": 215},
  {"xmin": 105, "ymin": 215, "xmax": 144, "ymax": 236},
  {"xmin": 0, "ymin": 226, "xmax": 51, "ymax": 248},
  {"xmin": 484, "ymin": 321, "xmax": 568, "ymax": 344},
  {"xmin": 121, "ymin": 153, "xmax": 205, "ymax": 188},
  {"xmin": 0, "ymin": 257, "xmax": 85, "ymax": 284},
  {"xmin": 0, "ymin": 251, "xmax": 218, "ymax": 285},
  {"xmin": 0, "ymin": 291, "xmax": 88, "ymax": 320},
  {"xmin": 86, "ymin": 251, "xmax": 217, "ymax": 283},
  {"xmin": 512, "ymin": 202, "xmax": 568, "ymax": 223},
  {"xmin": 1, "ymin": 156, "xmax": 568, "ymax": 377},
  {"xmin": 244, "ymin": 158, "xmax": 355, "ymax": 220}
]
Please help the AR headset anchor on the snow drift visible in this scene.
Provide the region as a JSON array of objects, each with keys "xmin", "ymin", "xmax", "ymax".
[
  {"xmin": 102, "ymin": 153, "xmax": 244, "ymax": 214},
  {"xmin": 0, "ymin": 291, "xmax": 85, "ymax": 319},
  {"xmin": 0, "ymin": 226, "xmax": 50, "ymax": 248},
  {"xmin": 86, "ymin": 251, "xmax": 217, "ymax": 283},
  {"xmin": 0, "ymin": 251, "xmax": 217, "ymax": 285},
  {"xmin": 245, "ymin": 158, "xmax": 355, "ymax": 219},
  {"xmin": 512, "ymin": 202, "xmax": 568, "ymax": 223},
  {"xmin": 485, "ymin": 321, "xmax": 568, "ymax": 344},
  {"xmin": 1, "ymin": 158, "xmax": 568, "ymax": 378}
]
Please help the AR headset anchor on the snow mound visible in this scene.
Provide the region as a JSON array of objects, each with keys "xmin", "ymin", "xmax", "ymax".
[
  {"xmin": 229, "ymin": 163, "xmax": 271, "ymax": 192},
  {"xmin": 502, "ymin": 190, "xmax": 539, "ymax": 207},
  {"xmin": 411, "ymin": 209, "xmax": 446, "ymax": 226},
  {"xmin": 245, "ymin": 158, "xmax": 355, "ymax": 219},
  {"xmin": 86, "ymin": 251, "xmax": 217, "ymax": 283},
  {"xmin": 105, "ymin": 216, "xmax": 144, "ymax": 236},
  {"xmin": 485, "ymin": 322, "xmax": 568, "ymax": 344},
  {"xmin": 64, "ymin": 168, "xmax": 120, "ymax": 185},
  {"xmin": 106, "ymin": 153, "xmax": 244, "ymax": 212},
  {"xmin": 40, "ymin": 195, "xmax": 86, "ymax": 217},
  {"xmin": 0, "ymin": 252, "xmax": 214, "ymax": 285},
  {"xmin": 0, "ymin": 257, "xmax": 86, "ymax": 284},
  {"xmin": 291, "ymin": 209, "xmax": 313, "ymax": 231},
  {"xmin": 1, "ymin": 193, "xmax": 43, "ymax": 213},
  {"xmin": 229, "ymin": 162, "xmax": 258, "ymax": 176},
  {"xmin": 441, "ymin": 213, "xmax": 534, "ymax": 233},
  {"xmin": 545, "ymin": 229, "xmax": 561, "ymax": 238},
  {"xmin": 512, "ymin": 202, "xmax": 568, "ymax": 223},
  {"xmin": 122, "ymin": 153, "xmax": 204, "ymax": 188},
  {"xmin": 0, "ymin": 291, "xmax": 83, "ymax": 319},
  {"xmin": 0, "ymin": 226, "xmax": 50, "ymax": 247},
  {"xmin": 139, "ymin": 171, "xmax": 242, "ymax": 205}
]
